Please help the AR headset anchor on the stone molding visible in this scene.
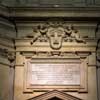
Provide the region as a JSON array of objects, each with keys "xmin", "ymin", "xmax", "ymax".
[
  {"xmin": 28, "ymin": 90, "xmax": 82, "ymax": 100},
  {"xmin": 0, "ymin": 6, "xmax": 100, "ymax": 20},
  {"xmin": 97, "ymin": 39, "xmax": 100, "ymax": 68},
  {"xmin": 0, "ymin": 5, "xmax": 9, "ymax": 17},
  {"xmin": 22, "ymin": 51, "xmax": 89, "ymax": 93},
  {"xmin": 9, "ymin": 7, "xmax": 100, "ymax": 21}
]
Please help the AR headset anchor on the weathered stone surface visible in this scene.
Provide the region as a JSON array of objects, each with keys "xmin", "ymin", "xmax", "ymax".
[
  {"xmin": 0, "ymin": 2, "xmax": 100, "ymax": 100},
  {"xmin": 0, "ymin": 0, "xmax": 100, "ymax": 7}
]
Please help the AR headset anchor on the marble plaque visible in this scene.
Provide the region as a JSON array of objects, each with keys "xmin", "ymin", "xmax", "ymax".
[{"xmin": 30, "ymin": 63, "xmax": 80, "ymax": 85}]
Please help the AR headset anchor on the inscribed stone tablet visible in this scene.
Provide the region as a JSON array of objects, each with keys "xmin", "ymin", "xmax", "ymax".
[{"xmin": 30, "ymin": 64, "xmax": 80, "ymax": 85}]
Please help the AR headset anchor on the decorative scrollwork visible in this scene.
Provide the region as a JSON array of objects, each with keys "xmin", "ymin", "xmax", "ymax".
[{"xmin": 26, "ymin": 22, "xmax": 86, "ymax": 50}]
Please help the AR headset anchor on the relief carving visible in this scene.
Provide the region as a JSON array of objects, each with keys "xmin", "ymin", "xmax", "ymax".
[
  {"xmin": 7, "ymin": 51, "xmax": 15, "ymax": 67},
  {"xmin": 64, "ymin": 25, "xmax": 86, "ymax": 43},
  {"xmin": 0, "ymin": 48, "xmax": 15, "ymax": 67},
  {"xmin": 26, "ymin": 22, "xmax": 85, "ymax": 50},
  {"xmin": 47, "ymin": 25, "xmax": 66, "ymax": 49}
]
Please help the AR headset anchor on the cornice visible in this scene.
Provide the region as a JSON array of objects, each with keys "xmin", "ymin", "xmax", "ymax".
[
  {"xmin": 9, "ymin": 6, "xmax": 100, "ymax": 11},
  {"xmin": 1, "ymin": 5, "xmax": 100, "ymax": 21},
  {"xmin": 8, "ymin": 7, "xmax": 100, "ymax": 21}
]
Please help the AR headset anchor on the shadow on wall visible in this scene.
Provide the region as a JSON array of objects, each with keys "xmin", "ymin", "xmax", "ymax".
[{"xmin": 48, "ymin": 97, "xmax": 62, "ymax": 100}]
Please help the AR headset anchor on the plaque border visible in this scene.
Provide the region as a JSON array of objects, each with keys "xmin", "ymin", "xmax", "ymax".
[{"xmin": 23, "ymin": 58, "xmax": 87, "ymax": 93}]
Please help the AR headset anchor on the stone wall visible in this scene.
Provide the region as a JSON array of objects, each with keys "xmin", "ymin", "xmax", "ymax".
[
  {"xmin": 0, "ymin": 5, "xmax": 100, "ymax": 100},
  {"xmin": 0, "ymin": 16, "xmax": 16, "ymax": 100},
  {"xmin": 1, "ymin": 0, "xmax": 100, "ymax": 7},
  {"xmin": 13, "ymin": 20, "xmax": 98, "ymax": 100}
]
